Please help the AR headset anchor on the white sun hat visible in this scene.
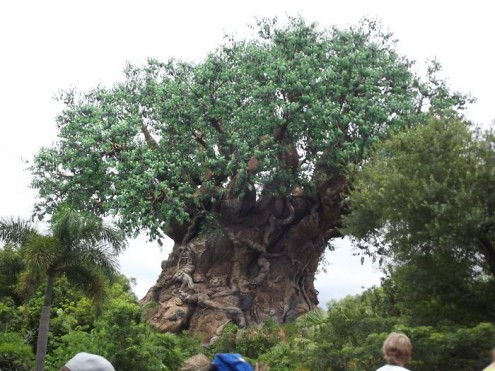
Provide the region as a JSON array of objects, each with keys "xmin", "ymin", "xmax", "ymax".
[{"xmin": 64, "ymin": 352, "xmax": 115, "ymax": 371}]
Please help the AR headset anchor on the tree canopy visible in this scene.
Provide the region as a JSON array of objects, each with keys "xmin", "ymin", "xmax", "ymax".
[
  {"xmin": 29, "ymin": 17, "xmax": 468, "ymax": 242},
  {"xmin": 344, "ymin": 117, "xmax": 495, "ymax": 276}
]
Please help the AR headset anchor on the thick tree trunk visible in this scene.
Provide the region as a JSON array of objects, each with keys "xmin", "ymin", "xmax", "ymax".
[
  {"xmin": 142, "ymin": 177, "xmax": 347, "ymax": 344},
  {"xmin": 35, "ymin": 274, "xmax": 54, "ymax": 371}
]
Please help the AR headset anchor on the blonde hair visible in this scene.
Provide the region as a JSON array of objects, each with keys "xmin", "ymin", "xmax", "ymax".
[{"xmin": 382, "ymin": 332, "xmax": 412, "ymax": 366}]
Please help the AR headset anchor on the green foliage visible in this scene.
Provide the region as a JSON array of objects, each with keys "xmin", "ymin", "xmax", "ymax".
[
  {"xmin": 0, "ymin": 332, "xmax": 34, "ymax": 370},
  {"xmin": 0, "ymin": 208, "xmax": 126, "ymax": 370},
  {"xmin": 242, "ymin": 282, "xmax": 495, "ymax": 371},
  {"xmin": 30, "ymin": 17, "xmax": 467, "ymax": 241},
  {"xmin": 399, "ymin": 322, "xmax": 495, "ymax": 371},
  {"xmin": 210, "ymin": 320, "xmax": 304, "ymax": 370},
  {"xmin": 381, "ymin": 256, "xmax": 495, "ymax": 327},
  {"xmin": 340, "ymin": 115, "xmax": 495, "ymax": 369},
  {"xmin": 0, "ymin": 244, "xmax": 25, "ymax": 304},
  {"xmin": 345, "ymin": 117, "xmax": 495, "ymax": 275},
  {"xmin": 0, "ymin": 208, "xmax": 126, "ymax": 306},
  {"xmin": 0, "ymin": 300, "xmax": 21, "ymax": 333},
  {"xmin": 298, "ymin": 292, "xmax": 390, "ymax": 370},
  {"xmin": 1, "ymin": 234, "xmax": 197, "ymax": 371},
  {"xmin": 46, "ymin": 279, "xmax": 188, "ymax": 371},
  {"xmin": 209, "ymin": 302, "xmax": 389, "ymax": 371}
]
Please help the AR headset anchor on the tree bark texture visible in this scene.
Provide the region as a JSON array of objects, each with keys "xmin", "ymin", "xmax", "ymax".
[{"xmin": 141, "ymin": 176, "xmax": 347, "ymax": 344}]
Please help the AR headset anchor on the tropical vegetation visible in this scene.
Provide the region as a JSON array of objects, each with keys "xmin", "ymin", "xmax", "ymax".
[{"xmin": 0, "ymin": 207, "xmax": 126, "ymax": 371}]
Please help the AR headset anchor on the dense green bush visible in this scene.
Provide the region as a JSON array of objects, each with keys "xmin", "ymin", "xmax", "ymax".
[
  {"xmin": 45, "ymin": 280, "xmax": 189, "ymax": 371},
  {"xmin": 237, "ymin": 285, "xmax": 495, "ymax": 371},
  {"xmin": 406, "ymin": 322, "xmax": 495, "ymax": 371},
  {"xmin": 0, "ymin": 332, "xmax": 34, "ymax": 370}
]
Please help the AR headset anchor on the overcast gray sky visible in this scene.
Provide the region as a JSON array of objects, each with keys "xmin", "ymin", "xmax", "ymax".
[{"xmin": 1, "ymin": 0, "xmax": 493, "ymax": 305}]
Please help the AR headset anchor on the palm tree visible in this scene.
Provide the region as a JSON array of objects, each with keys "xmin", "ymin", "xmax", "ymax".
[{"xmin": 0, "ymin": 207, "xmax": 126, "ymax": 371}]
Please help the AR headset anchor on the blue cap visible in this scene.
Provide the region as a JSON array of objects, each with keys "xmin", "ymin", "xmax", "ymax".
[{"xmin": 212, "ymin": 353, "xmax": 254, "ymax": 371}]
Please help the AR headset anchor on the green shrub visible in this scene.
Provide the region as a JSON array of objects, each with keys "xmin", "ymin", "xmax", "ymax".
[{"xmin": 0, "ymin": 332, "xmax": 34, "ymax": 370}]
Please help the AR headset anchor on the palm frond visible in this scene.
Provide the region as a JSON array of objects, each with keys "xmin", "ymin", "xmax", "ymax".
[
  {"xmin": 51, "ymin": 207, "xmax": 127, "ymax": 254},
  {"xmin": 50, "ymin": 207, "xmax": 84, "ymax": 245},
  {"xmin": 16, "ymin": 267, "xmax": 45, "ymax": 300},
  {"xmin": 0, "ymin": 217, "xmax": 38, "ymax": 246},
  {"xmin": 95, "ymin": 224, "xmax": 127, "ymax": 253},
  {"xmin": 64, "ymin": 266, "xmax": 108, "ymax": 312},
  {"xmin": 23, "ymin": 235, "xmax": 60, "ymax": 275},
  {"xmin": 66, "ymin": 240, "xmax": 120, "ymax": 278}
]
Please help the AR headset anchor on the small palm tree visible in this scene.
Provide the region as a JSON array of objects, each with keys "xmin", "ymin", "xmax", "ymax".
[{"xmin": 0, "ymin": 206, "xmax": 126, "ymax": 371}]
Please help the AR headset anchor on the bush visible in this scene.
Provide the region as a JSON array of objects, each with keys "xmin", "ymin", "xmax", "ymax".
[{"xmin": 0, "ymin": 332, "xmax": 34, "ymax": 370}]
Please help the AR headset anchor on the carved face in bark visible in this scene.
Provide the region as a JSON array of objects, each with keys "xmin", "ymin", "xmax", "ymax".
[{"xmin": 141, "ymin": 177, "xmax": 346, "ymax": 343}]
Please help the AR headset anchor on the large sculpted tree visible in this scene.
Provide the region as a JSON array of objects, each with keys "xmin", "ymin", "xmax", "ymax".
[{"xmin": 30, "ymin": 18, "xmax": 467, "ymax": 342}]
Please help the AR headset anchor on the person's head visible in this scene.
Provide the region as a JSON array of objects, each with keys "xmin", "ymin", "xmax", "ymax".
[
  {"xmin": 59, "ymin": 352, "xmax": 115, "ymax": 371},
  {"xmin": 382, "ymin": 332, "xmax": 412, "ymax": 366}
]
